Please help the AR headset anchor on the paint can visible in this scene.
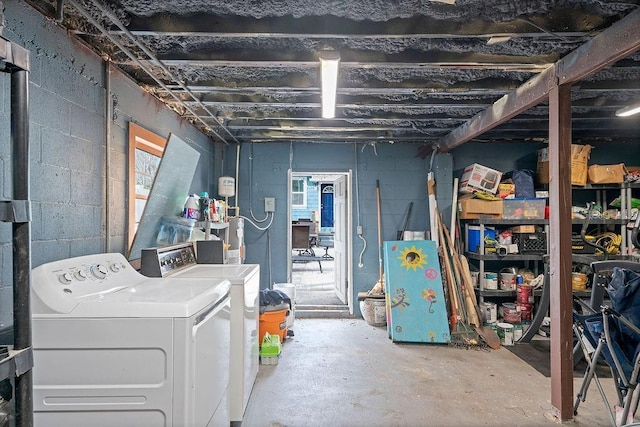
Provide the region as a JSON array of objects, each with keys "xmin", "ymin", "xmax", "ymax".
[
  {"xmin": 499, "ymin": 268, "xmax": 517, "ymax": 291},
  {"xmin": 496, "ymin": 322, "xmax": 514, "ymax": 346},
  {"xmin": 513, "ymin": 323, "xmax": 523, "ymax": 341},
  {"xmin": 502, "ymin": 302, "xmax": 521, "ymax": 324},
  {"xmin": 470, "ymin": 271, "xmax": 480, "ymax": 288},
  {"xmin": 516, "ymin": 283, "xmax": 534, "ymax": 304},
  {"xmin": 517, "ymin": 303, "xmax": 534, "ymax": 322},
  {"xmin": 480, "ymin": 301, "xmax": 498, "ymax": 324},
  {"xmin": 572, "ymin": 272, "xmax": 588, "ymax": 291},
  {"xmin": 482, "ymin": 272, "xmax": 498, "ymax": 290}
]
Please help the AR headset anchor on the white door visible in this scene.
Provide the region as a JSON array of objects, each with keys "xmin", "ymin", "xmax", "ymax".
[{"xmin": 333, "ymin": 174, "xmax": 347, "ymax": 303}]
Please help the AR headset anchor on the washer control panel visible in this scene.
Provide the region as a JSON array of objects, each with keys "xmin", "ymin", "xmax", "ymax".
[
  {"xmin": 52, "ymin": 260, "xmax": 129, "ymax": 295},
  {"xmin": 31, "ymin": 253, "xmax": 142, "ymax": 313},
  {"xmin": 140, "ymin": 242, "xmax": 197, "ymax": 277}
]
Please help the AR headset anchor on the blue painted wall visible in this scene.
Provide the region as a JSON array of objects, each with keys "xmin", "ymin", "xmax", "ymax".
[
  {"xmin": 0, "ymin": 1, "xmax": 218, "ymax": 329},
  {"xmin": 227, "ymin": 142, "xmax": 440, "ymax": 313}
]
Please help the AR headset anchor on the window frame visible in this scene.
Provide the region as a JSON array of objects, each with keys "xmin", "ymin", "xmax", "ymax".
[
  {"xmin": 128, "ymin": 122, "xmax": 167, "ymax": 248},
  {"xmin": 291, "ymin": 177, "xmax": 307, "ymax": 209}
]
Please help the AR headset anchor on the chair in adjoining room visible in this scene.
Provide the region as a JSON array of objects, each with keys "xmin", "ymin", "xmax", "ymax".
[
  {"xmin": 573, "ymin": 266, "xmax": 640, "ymax": 426},
  {"xmin": 292, "ymin": 222, "xmax": 314, "ymax": 256},
  {"xmin": 291, "ymin": 222, "xmax": 323, "ymax": 272},
  {"xmin": 317, "ymin": 232, "xmax": 334, "ymax": 259}
]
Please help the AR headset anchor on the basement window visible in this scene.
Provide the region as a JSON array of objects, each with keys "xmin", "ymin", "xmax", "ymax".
[
  {"xmin": 128, "ymin": 122, "xmax": 166, "ymax": 248},
  {"xmin": 292, "ymin": 178, "xmax": 307, "ymax": 209}
]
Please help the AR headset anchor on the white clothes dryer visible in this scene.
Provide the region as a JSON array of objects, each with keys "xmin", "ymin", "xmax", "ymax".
[
  {"xmin": 140, "ymin": 243, "xmax": 260, "ymax": 423},
  {"xmin": 31, "ymin": 252, "xmax": 231, "ymax": 427}
]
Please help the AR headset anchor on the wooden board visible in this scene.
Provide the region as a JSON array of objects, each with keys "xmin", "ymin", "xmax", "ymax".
[{"xmin": 383, "ymin": 240, "xmax": 450, "ymax": 343}]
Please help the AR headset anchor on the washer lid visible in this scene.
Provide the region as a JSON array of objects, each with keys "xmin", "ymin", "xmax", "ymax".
[
  {"xmin": 172, "ymin": 264, "xmax": 259, "ymax": 285},
  {"xmin": 40, "ymin": 278, "xmax": 230, "ymax": 318}
]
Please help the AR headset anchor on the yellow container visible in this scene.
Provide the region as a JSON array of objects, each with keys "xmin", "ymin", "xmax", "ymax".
[{"xmin": 572, "ymin": 272, "xmax": 588, "ymax": 291}]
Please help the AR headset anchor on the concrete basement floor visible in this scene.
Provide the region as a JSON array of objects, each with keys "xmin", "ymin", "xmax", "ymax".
[{"xmin": 243, "ymin": 318, "xmax": 623, "ymax": 427}]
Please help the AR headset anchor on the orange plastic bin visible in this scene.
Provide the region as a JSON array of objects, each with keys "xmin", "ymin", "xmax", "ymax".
[{"xmin": 259, "ymin": 308, "xmax": 288, "ymax": 344}]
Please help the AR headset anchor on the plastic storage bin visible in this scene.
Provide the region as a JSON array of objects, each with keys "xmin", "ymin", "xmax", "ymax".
[
  {"xmin": 155, "ymin": 216, "xmax": 196, "ymax": 245},
  {"xmin": 259, "ymin": 332, "xmax": 282, "ymax": 365},
  {"xmin": 502, "ymin": 198, "xmax": 546, "ymax": 219}
]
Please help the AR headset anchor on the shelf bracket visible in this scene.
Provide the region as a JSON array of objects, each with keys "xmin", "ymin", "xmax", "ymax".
[
  {"xmin": 0, "ymin": 200, "xmax": 32, "ymax": 223},
  {"xmin": 0, "ymin": 347, "xmax": 34, "ymax": 381}
]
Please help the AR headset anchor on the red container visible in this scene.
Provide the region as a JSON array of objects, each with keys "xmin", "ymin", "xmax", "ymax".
[
  {"xmin": 502, "ymin": 303, "xmax": 521, "ymax": 324},
  {"xmin": 517, "ymin": 303, "xmax": 534, "ymax": 321},
  {"xmin": 516, "ymin": 283, "xmax": 534, "ymax": 304}
]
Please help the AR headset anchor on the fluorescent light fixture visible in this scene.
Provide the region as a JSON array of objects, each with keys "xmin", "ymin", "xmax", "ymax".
[
  {"xmin": 319, "ymin": 50, "xmax": 340, "ymax": 119},
  {"xmin": 616, "ymin": 101, "xmax": 640, "ymax": 117}
]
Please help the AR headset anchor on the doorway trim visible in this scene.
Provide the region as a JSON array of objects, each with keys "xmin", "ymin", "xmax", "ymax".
[{"xmin": 287, "ymin": 170, "xmax": 353, "ymax": 314}]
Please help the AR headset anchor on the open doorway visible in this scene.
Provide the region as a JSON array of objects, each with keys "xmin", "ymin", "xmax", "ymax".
[{"xmin": 287, "ymin": 171, "xmax": 352, "ymax": 312}]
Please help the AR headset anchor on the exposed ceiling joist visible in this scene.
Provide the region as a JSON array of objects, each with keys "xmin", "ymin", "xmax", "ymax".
[
  {"xmin": 431, "ymin": 7, "xmax": 640, "ymax": 155},
  {"xmin": 25, "ymin": 0, "xmax": 640, "ymax": 148}
]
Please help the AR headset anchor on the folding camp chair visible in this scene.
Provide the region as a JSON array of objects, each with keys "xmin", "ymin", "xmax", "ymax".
[{"xmin": 573, "ymin": 267, "xmax": 640, "ymax": 426}]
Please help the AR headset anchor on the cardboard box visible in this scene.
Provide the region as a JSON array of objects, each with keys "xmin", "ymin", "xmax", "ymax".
[
  {"xmin": 587, "ymin": 163, "xmax": 626, "ymax": 184},
  {"xmin": 509, "ymin": 225, "xmax": 536, "ymax": 234},
  {"xmin": 459, "ymin": 163, "xmax": 502, "ymax": 194},
  {"xmin": 537, "ymin": 144, "xmax": 591, "ymax": 186},
  {"xmin": 498, "ymin": 183, "xmax": 515, "ymax": 199},
  {"xmin": 458, "ymin": 195, "xmax": 503, "ymax": 220}
]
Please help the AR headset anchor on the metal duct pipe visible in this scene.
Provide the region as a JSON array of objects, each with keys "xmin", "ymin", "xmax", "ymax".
[
  {"xmin": 11, "ymin": 68, "xmax": 34, "ymax": 427},
  {"xmin": 68, "ymin": 0, "xmax": 238, "ymax": 145}
]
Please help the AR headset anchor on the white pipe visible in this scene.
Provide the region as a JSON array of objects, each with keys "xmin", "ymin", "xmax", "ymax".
[
  {"xmin": 235, "ymin": 143, "xmax": 240, "ymax": 211},
  {"xmin": 105, "ymin": 61, "xmax": 112, "ymax": 252}
]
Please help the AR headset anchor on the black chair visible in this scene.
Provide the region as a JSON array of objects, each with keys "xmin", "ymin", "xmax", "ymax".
[{"xmin": 573, "ymin": 267, "xmax": 640, "ymax": 426}]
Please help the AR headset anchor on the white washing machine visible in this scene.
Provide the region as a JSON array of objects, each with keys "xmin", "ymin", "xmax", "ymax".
[
  {"xmin": 140, "ymin": 243, "xmax": 260, "ymax": 423},
  {"xmin": 31, "ymin": 252, "xmax": 231, "ymax": 427}
]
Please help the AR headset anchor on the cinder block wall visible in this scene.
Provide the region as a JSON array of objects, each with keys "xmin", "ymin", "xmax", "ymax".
[
  {"xmin": 227, "ymin": 142, "xmax": 438, "ymax": 313},
  {"xmin": 0, "ymin": 1, "xmax": 217, "ymax": 329}
]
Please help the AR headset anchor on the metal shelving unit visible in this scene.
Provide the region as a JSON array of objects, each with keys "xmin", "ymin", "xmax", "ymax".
[{"xmin": 0, "ymin": 36, "xmax": 34, "ymax": 426}]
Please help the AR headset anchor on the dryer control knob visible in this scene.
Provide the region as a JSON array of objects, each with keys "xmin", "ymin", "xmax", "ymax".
[
  {"xmin": 74, "ymin": 270, "xmax": 88, "ymax": 281},
  {"xmin": 110, "ymin": 263, "xmax": 122, "ymax": 273}
]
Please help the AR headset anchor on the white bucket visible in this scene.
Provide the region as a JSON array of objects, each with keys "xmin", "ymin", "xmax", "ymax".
[
  {"xmin": 273, "ymin": 283, "xmax": 296, "ymax": 328},
  {"xmin": 481, "ymin": 272, "xmax": 498, "ymax": 290},
  {"xmin": 499, "ymin": 269, "xmax": 517, "ymax": 291},
  {"xmin": 362, "ymin": 298, "xmax": 386, "ymax": 327},
  {"xmin": 480, "ymin": 301, "xmax": 497, "ymax": 324}
]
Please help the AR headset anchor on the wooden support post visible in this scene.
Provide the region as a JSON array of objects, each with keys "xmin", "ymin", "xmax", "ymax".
[{"xmin": 548, "ymin": 84, "xmax": 574, "ymax": 421}]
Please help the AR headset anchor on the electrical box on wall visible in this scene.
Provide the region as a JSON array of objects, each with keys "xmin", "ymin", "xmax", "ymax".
[{"xmin": 265, "ymin": 197, "xmax": 275, "ymax": 212}]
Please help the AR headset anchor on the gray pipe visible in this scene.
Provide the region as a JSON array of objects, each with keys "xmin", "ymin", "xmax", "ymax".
[{"xmin": 12, "ymin": 68, "xmax": 34, "ymax": 427}]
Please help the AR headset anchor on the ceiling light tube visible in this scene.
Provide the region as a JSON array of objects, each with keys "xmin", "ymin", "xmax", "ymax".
[
  {"xmin": 319, "ymin": 50, "xmax": 340, "ymax": 119},
  {"xmin": 616, "ymin": 100, "xmax": 640, "ymax": 117}
]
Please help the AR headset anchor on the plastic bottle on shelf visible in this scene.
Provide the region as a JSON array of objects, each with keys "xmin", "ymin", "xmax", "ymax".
[
  {"xmin": 199, "ymin": 192, "xmax": 211, "ymax": 221},
  {"xmin": 183, "ymin": 194, "xmax": 200, "ymax": 220}
]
